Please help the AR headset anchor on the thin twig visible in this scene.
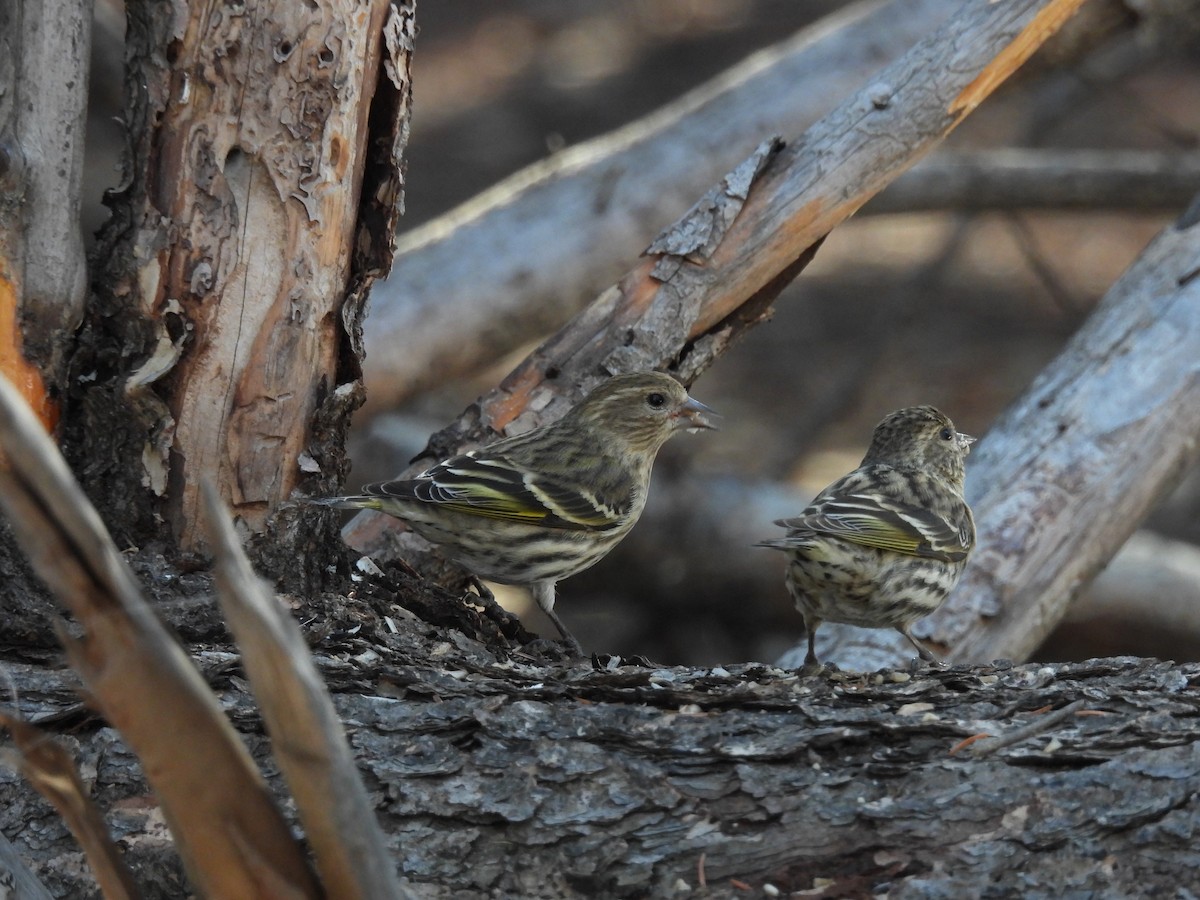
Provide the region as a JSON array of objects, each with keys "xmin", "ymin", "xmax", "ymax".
[{"xmin": 970, "ymin": 699, "xmax": 1088, "ymax": 755}]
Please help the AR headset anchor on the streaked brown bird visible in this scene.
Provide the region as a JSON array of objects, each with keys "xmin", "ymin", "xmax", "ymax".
[
  {"xmin": 314, "ymin": 372, "xmax": 716, "ymax": 654},
  {"xmin": 758, "ymin": 406, "xmax": 975, "ymax": 672}
]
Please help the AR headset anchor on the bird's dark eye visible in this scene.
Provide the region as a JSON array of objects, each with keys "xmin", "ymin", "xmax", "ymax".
[
  {"xmin": 940, "ymin": 427, "xmax": 954, "ymax": 441},
  {"xmin": 646, "ymin": 392, "xmax": 667, "ymax": 409}
]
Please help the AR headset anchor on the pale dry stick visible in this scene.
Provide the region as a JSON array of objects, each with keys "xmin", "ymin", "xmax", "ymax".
[
  {"xmin": 0, "ymin": 374, "xmax": 321, "ymax": 899},
  {"xmin": 202, "ymin": 481, "xmax": 415, "ymax": 900},
  {"xmin": 969, "ymin": 699, "xmax": 1089, "ymax": 756}
]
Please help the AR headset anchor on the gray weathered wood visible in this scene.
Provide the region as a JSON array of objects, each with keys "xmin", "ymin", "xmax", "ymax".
[
  {"xmin": 4, "ymin": 629, "xmax": 1200, "ymax": 897},
  {"xmin": 364, "ymin": 0, "xmax": 963, "ymax": 410},
  {"xmin": 0, "ymin": 0, "xmax": 92, "ymax": 409},
  {"xmin": 363, "ymin": 0, "xmax": 1181, "ymax": 410}
]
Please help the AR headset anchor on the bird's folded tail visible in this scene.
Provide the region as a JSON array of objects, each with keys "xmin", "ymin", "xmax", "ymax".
[
  {"xmin": 305, "ymin": 495, "xmax": 384, "ymax": 512},
  {"xmin": 756, "ymin": 536, "xmax": 792, "ymax": 551},
  {"xmin": 755, "ymin": 533, "xmax": 820, "ymax": 553}
]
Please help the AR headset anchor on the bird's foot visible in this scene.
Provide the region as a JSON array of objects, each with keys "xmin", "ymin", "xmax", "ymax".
[
  {"xmin": 464, "ymin": 574, "xmax": 495, "ymax": 603},
  {"xmin": 591, "ymin": 653, "xmax": 656, "ymax": 670},
  {"xmin": 797, "ymin": 659, "xmax": 831, "ymax": 678},
  {"xmin": 907, "ymin": 654, "xmax": 947, "ymax": 676},
  {"xmin": 516, "ymin": 637, "xmax": 577, "ymax": 663}
]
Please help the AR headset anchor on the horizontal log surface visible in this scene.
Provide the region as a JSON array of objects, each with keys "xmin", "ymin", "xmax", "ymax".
[{"xmin": 5, "ymin": 628, "xmax": 1200, "ymax": 897}]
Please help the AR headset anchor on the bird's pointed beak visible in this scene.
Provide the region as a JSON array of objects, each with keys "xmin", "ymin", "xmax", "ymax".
[
  {"xmin": 676, "ymin": 396, "xmax": 719, "ymax": 432},
  {"xmin": 958, "ymin": 432, "xmax": 976, "ymax": 454}
]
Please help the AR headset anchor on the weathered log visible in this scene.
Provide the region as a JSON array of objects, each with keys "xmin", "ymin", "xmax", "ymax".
[{"xmin": 4, "ymin": 617, "xmax": 1200, "ymax": 897}]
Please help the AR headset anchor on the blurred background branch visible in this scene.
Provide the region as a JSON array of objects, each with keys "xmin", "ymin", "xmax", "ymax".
[{"xmin": 359, "ymin": 0, "xmax": 1199, "ymax": 411}]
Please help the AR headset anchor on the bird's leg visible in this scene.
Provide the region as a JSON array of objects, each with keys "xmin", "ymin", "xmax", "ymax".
[
  {"xmin": 799, "ymin": 613, "xmax": 825, "ymax": 676},
  {"xmin": 531, "ymin": 582, "xmax": 583, "ymax": 657},
  {"xmin": 465, "ymin": 574, "xmax": 494, "ymax": 603},
  {"xmin": 897, "ymin": 624, "xmax": 944, "ymax": 668}
]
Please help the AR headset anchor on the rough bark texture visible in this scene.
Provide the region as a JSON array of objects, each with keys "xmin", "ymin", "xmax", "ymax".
[
  {"xmin": 0, "ymin": 827, "xmax": 56, "ymax": 899},
  {"xmin": 4, "ymin": 608, "xmax": 1200, "ymax": 898},
  {"xmin": 60, "ymin": 0, "xmax": 413, "ymax": 586}
]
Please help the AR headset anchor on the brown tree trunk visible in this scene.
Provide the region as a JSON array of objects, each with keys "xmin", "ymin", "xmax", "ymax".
[{"xmin": 60, "ymin": 0, "xmax": 413, "ymax": 587}]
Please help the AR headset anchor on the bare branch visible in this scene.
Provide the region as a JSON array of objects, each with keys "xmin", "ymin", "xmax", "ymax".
[
  {"xmin": 364, "ymin": 0, "xmax": 1166, "ymax": 410},
  {"xmin": 364, "ymin": 0, "xmax": 964, "ymax": 410},
  {"xmin": 869, "ymin": 149, "xmax": 1200, "ymax": 214}
]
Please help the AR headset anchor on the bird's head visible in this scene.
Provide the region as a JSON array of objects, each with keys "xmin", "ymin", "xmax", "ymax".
[
  {"xmin": 568, "ymin": 372, "xmax": 717, "ymax": 453},
  {"xmin": 862, "ymin": 405, "xmax": 974, "ymax": 487}
]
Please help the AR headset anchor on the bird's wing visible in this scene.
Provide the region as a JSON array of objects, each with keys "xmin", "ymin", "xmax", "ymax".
[
  {"xmin": 367, "ymin": 451, "xmax": 629, "ymax": 531},
  {"xmin": 771, "ymin": 491, "xmax": 972, "ymax": 563}
]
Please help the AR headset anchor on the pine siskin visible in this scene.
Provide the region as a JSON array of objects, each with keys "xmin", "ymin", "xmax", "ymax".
[
  {"xmin": 315, "ymin": 372, "xmax": 716, "ymax": 654},
  {"xmin": 758, "ymin": 406, "xmax": 975, "ymax": 672}
]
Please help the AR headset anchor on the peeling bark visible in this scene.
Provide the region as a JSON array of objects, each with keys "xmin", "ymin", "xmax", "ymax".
[{"xmin": 62, "ymin": 0, "xmax": 413, "ymax": 586}]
